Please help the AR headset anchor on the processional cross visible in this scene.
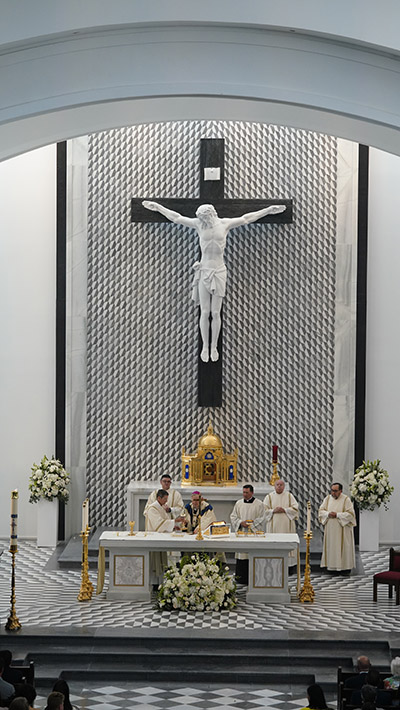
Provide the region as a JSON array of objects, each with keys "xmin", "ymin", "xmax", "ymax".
[{"xmin": 131, "ymin": 138, "xmax": 292, "ymax": 408}]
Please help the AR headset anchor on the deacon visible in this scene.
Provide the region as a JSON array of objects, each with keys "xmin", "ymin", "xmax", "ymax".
[
  {"xmin": 145, "ymin": 489, "xmax": 186, "ymax": 586},
  {"xmin": 184, "ymin": 491, "xmax": 217, "ymax": 534},
  {"xmin": 319, "ymin": 482, "xmax": 356, "ymax": 573},
  {"xmin": 144, "ymin": 474, "xmax": 184, "ymax": 523},
  {"xmin": 263, "ymin": 479, "xmax": 299, "ymax": 568},
  {"xmin": 230, "ymin": 484, "xmax": 266, "ymax": 584}
]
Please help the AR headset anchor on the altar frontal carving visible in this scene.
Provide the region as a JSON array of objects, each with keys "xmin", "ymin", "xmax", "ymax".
[{"xmin": 182, "ymin": 423, "xmax": 237, "ymax": 486}]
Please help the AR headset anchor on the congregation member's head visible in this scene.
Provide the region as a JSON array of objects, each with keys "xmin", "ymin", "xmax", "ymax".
[
  {"xmin": 357, "ymin": 655, "xmax": 371, "ymax": 673},
  {"xmin": 13, "ymin": 684, "xmax": 37, "ymax": 710},
  {"xmin": 390, "ymin": 656, "xmax": 400, "ymax": 678},
  {"xmin": 9, "ymin": 699, "xmax": 29, "ymax": 710},
  {"xmin": 360, "ymin": 684, "xmax": 377, "ymax": 710},
  {"xmin": 274, "ymin": 479, "xmax": 285, "ymax": 494},
  {"xmin": 53, "ymin": 679, "xmax": 72, "ymax": 710},
  {"xmin": 305, "ymin": 683, "xmax": 329, "ymax": 709},
  {"xmin": 242, "ymin": 484, "xmax": 254, "ymax": 501},
  {"xmin": 0, "ymin": 650, "xmax": 12, "ymax": 668},
  {"xmin": 330, "ymin": 482, "xmax": 343, "ymax": 500},
  {"xmin": 45, "ymin": 691, "xmax": 64, "ymax": 710},
  {"xmin": 156, "ymin": 489, "xmax": 168, "ymax": 505},
  {"xmin": 160, "ymin": 474, "xmax": 172, "ymax": 491}
]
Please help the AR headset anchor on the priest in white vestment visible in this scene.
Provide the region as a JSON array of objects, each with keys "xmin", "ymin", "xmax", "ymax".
[
  {"xmin": 318, "ymin": 482, "xmax": 356, "ymax": 572},
  {"xmin": 145, "ymin": 489, "xmax": 186, "ymax": 585},
  {"xmin": 263, "ymin": 479, "xmax": 299, "ymax": 566},
  {"xmin": 144, "ymin": 473, "xmax": 184, "ymax": 525},
  {"xmin": 230, "ymin": 484, "xmax": 266, "ymax": 584}
]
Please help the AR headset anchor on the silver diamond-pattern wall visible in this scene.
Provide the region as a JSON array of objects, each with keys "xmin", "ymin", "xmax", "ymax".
[{"xmin": 87, "ymin": 121, "xmax": 337, "ymax": 528}]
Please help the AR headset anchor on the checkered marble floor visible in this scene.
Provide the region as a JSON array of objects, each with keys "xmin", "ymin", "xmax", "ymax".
[
  {"xmin": 34, "ymin": 684, "xmax": 313, "ymax": 710},
  {"xmin": 1, "ymin": 541, "xmax": 400, "ymax": 631}
]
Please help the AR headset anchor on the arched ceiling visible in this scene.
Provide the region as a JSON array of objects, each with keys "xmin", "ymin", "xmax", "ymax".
[{"xmin": 1, "ymin": 2, "xmax": 399, "ymax": 160}]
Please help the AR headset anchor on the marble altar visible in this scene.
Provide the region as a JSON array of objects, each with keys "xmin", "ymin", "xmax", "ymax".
[{"xmin": 98, "ymin": 530, "xmax": 299, "ymax": 604}]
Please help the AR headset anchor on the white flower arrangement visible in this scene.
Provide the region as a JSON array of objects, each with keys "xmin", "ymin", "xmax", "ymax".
[
  {"xmin": 29, "ymin": 455, "xmax": 70, "ymax": 504},
  {"xmin": 350, "ymin": 459, "xmax": 394, "ymax": 511},
  {"xmin": 157, "ymin": 552, "xmax": 237, "ymax": 612}
]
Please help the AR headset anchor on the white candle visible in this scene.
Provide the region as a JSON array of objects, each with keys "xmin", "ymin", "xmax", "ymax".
[
  {"xmin": 82, "ymin": 500, "xmax": 87, "ymax": 531},
  {"xmin": 306, "ymin": 501, "xmax": 311, "ymax": 533},
  {"xmin": 86, "ymin": 498, "xmax": 89, "ymax": 529},
  {"xmin": 10, "ymin": 489, "xmax": 18, "ymax": 546}
]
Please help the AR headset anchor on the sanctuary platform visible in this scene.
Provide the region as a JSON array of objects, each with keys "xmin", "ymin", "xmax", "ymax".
[{"xmin": 1, "ymin": 541, "xmax": 400, "ymax": 710}]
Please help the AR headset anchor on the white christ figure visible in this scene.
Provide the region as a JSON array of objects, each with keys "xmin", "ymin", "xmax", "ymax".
[{"xmin": 142, "ymin": 200, "xmax": 286, "ymax": 362}]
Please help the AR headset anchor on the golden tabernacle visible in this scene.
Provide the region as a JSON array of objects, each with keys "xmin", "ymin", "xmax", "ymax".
[
  {"xmin": 203, "ymin": 521, "xmax": 231, "ymax": 536},
  {"xmin": 182, "ymin": 423, "xmax": 238, "ymax": 486}
]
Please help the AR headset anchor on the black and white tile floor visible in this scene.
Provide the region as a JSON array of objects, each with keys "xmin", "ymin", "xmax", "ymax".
[
  {"xmin": 35, "ymin": 684, "xmax": 312, "ymax": 710},
  {"xmin": 1, "ymin": 541, "xmax": 399, "ymax": 632}
]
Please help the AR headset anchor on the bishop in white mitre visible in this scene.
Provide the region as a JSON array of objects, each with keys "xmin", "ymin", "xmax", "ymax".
[
  {"xmin": 318, "ymin": 482, "xmax": 356, "ymax": 572},
  {"xmin": 230, "ymin": 484, "xmax": 266, "ymax": 584},
  {"xmin": 143, "ymin": 473, "xmax": 184, "ymax": 525},
  {"xmin": 263, "ymin": 479, "xmax": 299, "ymax": 565}
]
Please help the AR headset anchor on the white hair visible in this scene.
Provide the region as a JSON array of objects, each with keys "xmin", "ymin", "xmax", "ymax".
[{"xmin": 391, "ymin": 656, "xmax": 400, "ymax": 676}]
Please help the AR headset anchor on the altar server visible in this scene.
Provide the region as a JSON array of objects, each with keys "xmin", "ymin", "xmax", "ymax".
[
  {"xmin": 230, "ymin": 485, "xmax": 266, "ymax": 584},
  {"xmin": 144, "ymin": 474, "xmax": 184, "ymax": 521},
  {"xmin": 264, "ymin": 479, "xmax": 299, "ymax": 567},
  {"xmin": 318, "ymin": 482, "xmax": 356, "ymax": 573}
]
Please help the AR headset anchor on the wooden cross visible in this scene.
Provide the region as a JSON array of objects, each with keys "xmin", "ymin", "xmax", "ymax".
[{"xmin": 131, "ymin": 138, "xmax": 292, "ymax": 408}]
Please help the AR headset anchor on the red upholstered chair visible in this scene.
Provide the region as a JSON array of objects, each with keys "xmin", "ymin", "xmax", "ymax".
[{"xmin": 373, "ymin": 548, "xmax": 400, "ymax": 604}]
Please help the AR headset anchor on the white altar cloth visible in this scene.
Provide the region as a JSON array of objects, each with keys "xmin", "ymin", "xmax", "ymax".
[
  {"xmin": 98, "ymin": 531, "xmax": 299, "ymax": 604},
  {"xmin": 127, "ymin": 482, "xmax": 274, "ymax": 530}
]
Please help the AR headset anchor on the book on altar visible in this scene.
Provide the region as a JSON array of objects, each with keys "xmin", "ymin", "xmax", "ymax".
[{"xmin": 203, "ymin": 521, "xmax": 230, "ymax": 537}]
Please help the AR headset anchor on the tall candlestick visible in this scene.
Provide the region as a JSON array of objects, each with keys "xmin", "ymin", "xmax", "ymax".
[
  {"xmin": 10, "ymin": 490, "xmax": 18, "ymax": 548},
  {"xmin": 272, "ymin": 445, "xmax": 278, "ymax": 463},
  {"xmin": 306, "ymin": 500, "xmax": 311, "ymax": 533}
]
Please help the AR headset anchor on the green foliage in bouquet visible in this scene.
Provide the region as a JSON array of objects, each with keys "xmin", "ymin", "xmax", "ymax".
[
  {"xmin": 29, "ymin": 455, "xmax": 70, "ymax": 503},
  {"xmin": 157, "ymin": 551, "xmax": 237, "ymax": 611},
  {"xmin": 350, "ymin": 459, "xmax": 393, "ymax": 511}
]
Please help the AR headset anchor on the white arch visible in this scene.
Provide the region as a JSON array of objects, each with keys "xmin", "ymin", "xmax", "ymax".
[{"xmin": 1, "ymin": 11, "xmax": 400, "ymax": 159}]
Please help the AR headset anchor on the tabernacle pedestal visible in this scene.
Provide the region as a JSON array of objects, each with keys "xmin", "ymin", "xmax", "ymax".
[
  {"xmin": 127, "ymin": 482, "xmax": 274, "ymax": 530},
  {"xmin": 98, "ymin": 531, "xmax": 299, "ymax": 604}
]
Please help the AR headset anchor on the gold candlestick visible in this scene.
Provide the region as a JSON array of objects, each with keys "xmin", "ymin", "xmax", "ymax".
[
  {"xmin": 269, "ymin": 460, "xmax": 280, "ymax": 486},
  {"xmin": 77, "ymin": 526, "xmax": 94, "ymax": 602},
  {"xmin": 299, "ymin": 531, "xmax": 315, "ymax": 603},
  {"xmin": 195, "ymin": 495, "xmax": 204, "ymax": 541},
  {"xmin": 129, "ymin": 521, "xmax": 135, "ymax": 536},
  {"xmin": 6, "ymin": 548, "xmax": 21, "ymax": 631}
]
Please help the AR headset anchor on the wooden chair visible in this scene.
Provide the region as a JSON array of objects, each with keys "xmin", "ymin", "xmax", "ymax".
[{"xmin": 373, "ymin": 548, "xmax": 400, "ymax": 604}]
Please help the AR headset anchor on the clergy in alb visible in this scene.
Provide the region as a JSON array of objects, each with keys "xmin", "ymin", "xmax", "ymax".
[
  {"xmin": 145, "ymin": 489, "xmax": 186, "ymax": 585},
  {"xmin": 318, "ymin": 482, "xmax": 356, "ymax": 572},
  {"xmin": 143, "ymin": 473, "xmax": 184, "ymax": 523},
  {"xmin": 230, "ymin": 484, "xmax": 266, "ymax": 584},
  {"xmin": 263, "ymin": 479, "xmax": 299, "ymax": 566},
  {"xmin": 184, "ymin": 491, "xmax": 216, "ymax": 533}
]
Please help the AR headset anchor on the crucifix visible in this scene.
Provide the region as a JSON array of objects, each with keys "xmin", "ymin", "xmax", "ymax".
[{"xmin": 131, "ymin": 138, "xmax": 292, "ymax": 408}]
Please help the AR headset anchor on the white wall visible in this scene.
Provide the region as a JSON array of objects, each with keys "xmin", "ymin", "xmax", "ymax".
[
  {"xmin": 367, "ymin": 148, "xmax": 400, "ymax": 544},
  {"xmin": 0, "ymin": 146, "xmax": 56, "ymax": 539}
]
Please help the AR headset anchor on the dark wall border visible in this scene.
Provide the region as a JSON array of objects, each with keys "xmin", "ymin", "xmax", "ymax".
[
  {"xmin": 354, "ymin": 144, "xmax": 369, "ymax": 541},
  {"xmin": 56, "ymin": 141, "xmax": 67, "ymax": 541}
]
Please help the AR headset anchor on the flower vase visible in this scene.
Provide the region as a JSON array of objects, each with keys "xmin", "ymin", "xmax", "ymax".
[
  {"xmin": 37, "ymin": 499, "xmax": 59, "ymax": 547},
  {"xmin": 359, "ymin": 507, "xmax": 380, "ymax": 551}
]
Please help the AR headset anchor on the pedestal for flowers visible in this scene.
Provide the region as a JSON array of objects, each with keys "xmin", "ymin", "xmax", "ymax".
[
  {"xmin": 359, "ymin": 508, "xmax": 380, "ymax": 551},
  {"xmin": 350, "ymin": 459, "xmax": 393, "ymax": 553},
  {"xmin": 29, "ymin": 455, "xmax": 70, "ymax": 548},
  {"xmin": 37, "ymin": 499, "xmax": 59, "ymax": 547}
]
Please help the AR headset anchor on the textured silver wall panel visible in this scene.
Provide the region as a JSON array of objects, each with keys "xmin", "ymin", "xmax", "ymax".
[{"xmin": 87, "ymin": 121, "xmax": 338, "ymax": 528}]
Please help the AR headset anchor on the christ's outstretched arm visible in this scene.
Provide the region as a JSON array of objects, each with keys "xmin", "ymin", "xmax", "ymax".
[
  {"xmin": 222, "ymin": 204, "xmax": 286, "ymax": 230},
  {"xmin": 142, "ymin": 200, "xmax": 197, "ymax": 228}
]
